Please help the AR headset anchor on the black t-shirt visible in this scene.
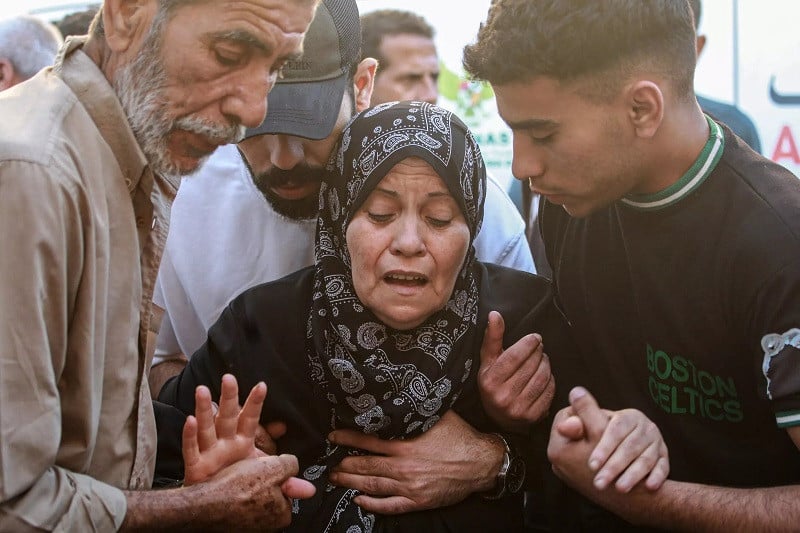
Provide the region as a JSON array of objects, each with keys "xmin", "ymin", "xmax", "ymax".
[{"xmin": 541, "ymin": 121, "xmax": 800, "ymax": 530}]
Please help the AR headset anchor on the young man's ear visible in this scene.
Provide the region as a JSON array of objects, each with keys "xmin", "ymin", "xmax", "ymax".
[
  {"xmin": 353, "ymin": 57, "xmax": 378, "ymax": 113},
  {"xmin": 102, "ymin": 0, "xmax": 157, "ymax": 53},
  {"xmin": 627, "ymin": 80, "xmax": 664, "ymax": 140}
]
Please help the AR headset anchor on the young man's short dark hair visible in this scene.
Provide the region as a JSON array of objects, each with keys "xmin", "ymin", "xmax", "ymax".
[{"xmin": 463, "ymin": 0, "xmax": 697, "ymax": 102}]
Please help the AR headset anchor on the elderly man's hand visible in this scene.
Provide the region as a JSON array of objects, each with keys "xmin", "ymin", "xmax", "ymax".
[
  {"xmin": 478, "ymin": 311, "xmax": 555, "ymax": 432},
  {"xmin": 547, "ymin": 387, "xmax": 670, "ymax": 497},
  {"xmin": 327, "ymin": 410, "xmax": 504, "ymax": 514},
  {"xmin": 184, "ymin": 454, "xmax": 315, "ymax": 531}
]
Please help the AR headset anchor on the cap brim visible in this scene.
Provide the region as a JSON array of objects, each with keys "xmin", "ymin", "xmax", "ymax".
[{"xmin": 245, "ymin": 73, "xmax": 348, "ymax": 141}]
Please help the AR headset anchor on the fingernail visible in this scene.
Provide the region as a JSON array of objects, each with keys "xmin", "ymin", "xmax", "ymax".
[
  {"xmin": 533, "ymin": 333, "xmax": 542, "ymax": 342},
  {"xmin": 593, "ymin": 476, "xmax": 606, "ymax": 489},
  {"xmin": 328, "ymin": 432, "xmax": 337, "ymax": 443},
  {"xmin": 589, "ymin": 458, "xmax": 599, "ymax": 471},
  {"xmin": 570, "ymin": 387, "xmax": 587, "ymax": 401}
]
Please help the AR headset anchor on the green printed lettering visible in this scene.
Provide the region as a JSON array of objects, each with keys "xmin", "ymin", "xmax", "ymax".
[
  {"xmin": 646, "ymin": 346, "xmax": 742, "ymax": 423},
  {"xmin": 698, "ymin": 370, "xmax": 716, "ymax": 396},
  {"xmin": 654, "ymin": 350, "xmax": 671, "ymax": 380},
  {"xmin": 724, "ymin": 400, "xmax": 744, "ymax": 422},
  {"xmin": 648, "ymin": 376, "xmax": 660, "ymax": 403},
  {"xmin": 704, "ymin": 398, "xmax": 724, "ymax": 421},
  {"xmin": 684, "ymin": 386, "xmax": 701, "ymax": 415},
  {"xmin": 671, "ymin": 355, "xmax": 689, "ymax": 382},
  {"xmin": 687, "ymin": 358, "xmax": 698, "ymax": 387},
  {"xmin": 651, "ymin": 379, "xmax": 671, "ymax": 413},
  {"xmin": 716, "ymin": 376, "xmax": 737, "ymax": 399},
  {"xmin": 669, "ymin": 386, "xmax": 687, "ymax": 414}
]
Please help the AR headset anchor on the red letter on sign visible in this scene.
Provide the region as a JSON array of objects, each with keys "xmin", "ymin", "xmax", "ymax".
[{"xmin": 772, "ymin": 125, "xmax": 800, "ymax": 164}]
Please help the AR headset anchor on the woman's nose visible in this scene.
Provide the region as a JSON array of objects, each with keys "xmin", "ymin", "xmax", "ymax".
[{"xmin": 390, "ymin": 216, "xmax": 426, "ymax": 256}]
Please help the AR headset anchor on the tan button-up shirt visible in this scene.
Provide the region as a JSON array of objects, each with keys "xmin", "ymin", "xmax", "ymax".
[{"xmin": 0, "ymin": 38, "xmax": 177, "ymax": 531}]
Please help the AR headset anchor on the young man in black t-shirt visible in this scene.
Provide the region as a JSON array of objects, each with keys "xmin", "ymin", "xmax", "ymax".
[{"xmin": 464, "ymin": 0, "xmax": 800, "ymax": 530}]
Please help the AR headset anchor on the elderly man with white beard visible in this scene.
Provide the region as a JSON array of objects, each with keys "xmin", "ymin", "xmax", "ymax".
[{"xmin": 0, "ymin": 0, "xmax": 320, "ymax": 531}]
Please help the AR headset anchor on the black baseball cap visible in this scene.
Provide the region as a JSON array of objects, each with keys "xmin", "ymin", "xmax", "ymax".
[{"xmin": 244, "ymin": 0, "xmax": 361, "ymax": 141}]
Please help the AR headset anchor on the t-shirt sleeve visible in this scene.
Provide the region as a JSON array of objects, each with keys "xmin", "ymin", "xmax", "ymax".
[
  {"xmin": 749, "ymin": 262, "xmax": 800, "ymax": 428},
  {"xmin": 0, "ymin": 161, "xmax": 127, "ymax": 531}
]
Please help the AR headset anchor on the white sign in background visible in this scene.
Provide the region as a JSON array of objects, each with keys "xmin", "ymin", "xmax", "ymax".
[{"xmin": 735, "ymin": 1, "xmax": 800, "ymax": 175}]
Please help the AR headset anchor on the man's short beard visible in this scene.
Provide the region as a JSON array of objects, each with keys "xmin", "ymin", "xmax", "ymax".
[
  {"xmin": 114, "ymin": 11, "xmax": 245, "ymax": 179},
  {"xmin": 257, "ymin": 181, "xmax": 321, "ymax": 220},
  {"xmin": 239, "ymin": 150, "xmax": 323, "ymax": 220}
]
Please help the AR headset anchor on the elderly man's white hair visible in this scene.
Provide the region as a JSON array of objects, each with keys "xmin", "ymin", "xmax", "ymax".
[{"xmin": 0, "ymin": 15, "xmax": 63, "ymax": 82}]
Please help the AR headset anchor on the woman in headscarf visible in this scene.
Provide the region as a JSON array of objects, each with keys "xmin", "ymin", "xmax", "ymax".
[{"xmin": 160, "ymin": 102, "xmax": 572, "ymax": 531}]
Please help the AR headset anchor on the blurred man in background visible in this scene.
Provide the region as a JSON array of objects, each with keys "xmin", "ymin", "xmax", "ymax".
[
  {"xmin": 0, "ymin": 15, "xmax": 62, "ymax": 91},
  {"xmin": 55, "ymin": 6, "xmax": 100, "ymax": 39},
  {"xmin": 361, "ymin": 9, "xmax": 438, "ymax": 105}
]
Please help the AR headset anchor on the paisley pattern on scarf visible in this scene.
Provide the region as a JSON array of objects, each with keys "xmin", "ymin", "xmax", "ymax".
[{"xmin": 294, "ymin": 102, "xmax": 487, "ymax": 532}]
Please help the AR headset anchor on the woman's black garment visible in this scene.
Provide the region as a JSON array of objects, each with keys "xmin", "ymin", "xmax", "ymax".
[{"xmin": 160, "ymin": 263, "xmax": 573, "ymax": 532}]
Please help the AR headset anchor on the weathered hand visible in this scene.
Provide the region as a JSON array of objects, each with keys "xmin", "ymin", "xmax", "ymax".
[
  {"xmin": 478, "ymin": 310, "xmax": 555, "ymax": 431},
  {"xmin": 327, "ymin": 410, "xmax": 504, "ymax": 514},
  {"xmin": 182, "ymin": 374, "xmax": 265, "ymax": 485},
  {"xmin": 189, "ymin": 454, "xmax": 315, "ymax": 531},
  {"xmin": 548, "ymin": 387, "xmax": 669, "ymax": 496}
]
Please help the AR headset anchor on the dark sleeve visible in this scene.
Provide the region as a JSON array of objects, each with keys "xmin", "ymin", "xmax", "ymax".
[
  {"xmin": 152, "ymin": 400, "xmax": 187, "ymax": 486},
  {"xmin": 747, "ymin": 262, "xmax": 800, "ymax": 427}
]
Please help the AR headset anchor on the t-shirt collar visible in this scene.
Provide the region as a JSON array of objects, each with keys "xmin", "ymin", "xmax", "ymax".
[{"xmin": 620, "ymin": 115, "xmax": 724, "ymax": 211}]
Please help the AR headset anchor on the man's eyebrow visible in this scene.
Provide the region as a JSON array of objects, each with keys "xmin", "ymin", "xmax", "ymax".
[
  {"xmin": 211, "ymin": 29, "xmax": 305, "ymax": 63},
  {"xmin": 503, "ymin": 117, "xmax": 559, "ymax": 131},
  {"xmin": 212, "ymin": 29, "xmax": 271, "ymax": 54}
]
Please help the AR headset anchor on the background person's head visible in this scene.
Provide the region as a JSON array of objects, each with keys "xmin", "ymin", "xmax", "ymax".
[
  {"xmin": 238, "ymin": 0, "xmax": 376, "ymax": 220},
  {"xmin": 463, "ymin": 0, "xmax": 699, "ymax": 218},
  {"xmin": 84, "ymin": 0, "xmax": 317, "ymax": 179},
  {"xmin": 0, "ymin": 15, "xmax": 63, "ymax": 91},
  {"xmin": 360, "ymin": 9, "xmax": 438, "ymax": 105},
  {"xmin": 55, "ymin": 7, "xmax": 100, "ymax": 39},
  {"xmin": 321, "ymin": 101, "xmax": 485, "ymax": 330}
]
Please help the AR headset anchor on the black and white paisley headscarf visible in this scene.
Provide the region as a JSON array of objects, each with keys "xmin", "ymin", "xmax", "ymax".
[{"xmin": 294, "ymin": 102, "xmax": 487, "ymax": 532}]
